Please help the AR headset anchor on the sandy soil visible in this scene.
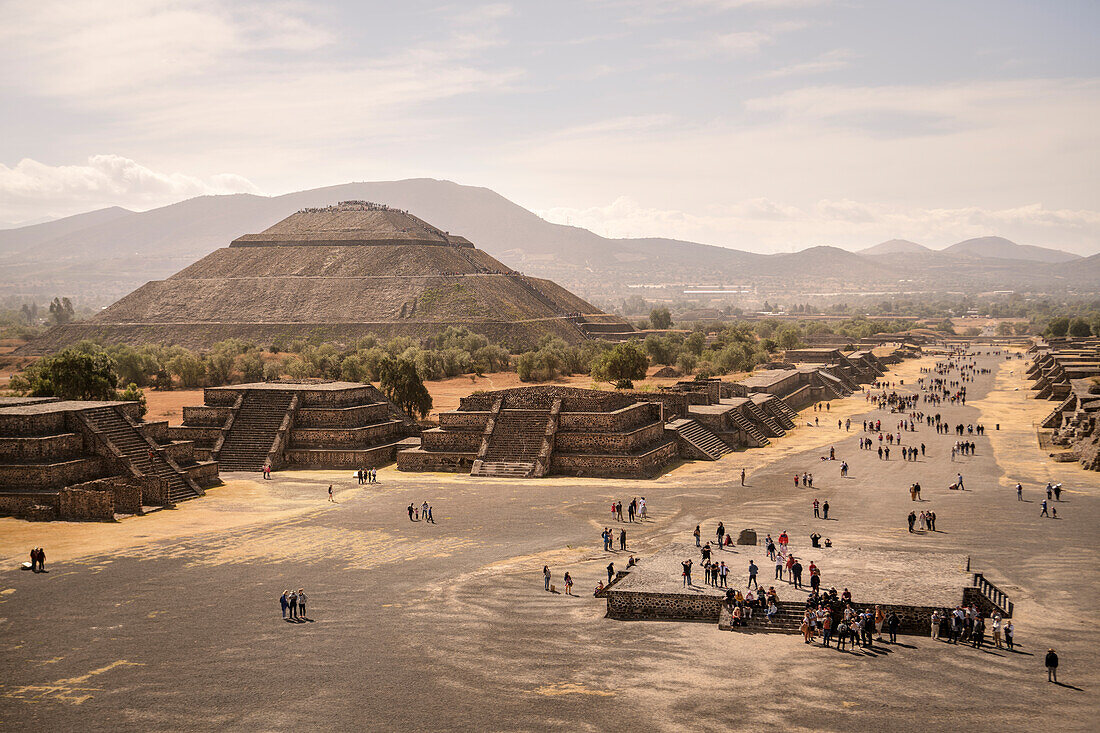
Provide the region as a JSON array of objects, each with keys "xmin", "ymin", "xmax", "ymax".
[{"xmin": 2, "ymin": 349, "xmax": 1097, "ymax": 732}]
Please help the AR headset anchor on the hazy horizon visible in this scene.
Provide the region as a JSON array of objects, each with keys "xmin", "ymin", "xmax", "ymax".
[{"xmin": 1, "ymin": 1, "xmax": 1098, "ymax": 255}]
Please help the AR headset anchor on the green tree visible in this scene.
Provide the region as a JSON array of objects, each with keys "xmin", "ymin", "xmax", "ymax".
[
  {"xmin": 167, "ymin": 352, "xmax": 205, "ymax": 388},
  {"xmin": 591, "ymin": 342, "xmax": 648, "ymax": 385},
  {"xmin": 10, "ymin": 346, "xmax": 118, "ymax": 400},
  {"xmin": 649, "ymin": 307, "xmax": 673, "ymax": 330},
  {"xmin": 379, "ymin": 357, "xmax": 433, "ymax": 419},
  {"xmin": 1047, "ymin": 317, "xmax": 1070, "ymax": 337},
  {"xmin": 996, "ymin": 322, "xmax": 1013, "ymax": 336},
  {"xmin": 48, "ymin": 297, "xmax": 75, "ymax": 325},
  {"xmin": 777, "ymin": 326, "xmax": 803, "ymax": 350},
  {"xmin": 118, "ymin": 382, "xmax": 147, "ymax": 417},
  {"xmin": 1068, "ymin": 318, "xmax": 1092, "ymax": 337}
]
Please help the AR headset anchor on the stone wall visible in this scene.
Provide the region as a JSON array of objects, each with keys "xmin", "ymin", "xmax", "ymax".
[
  {"xmin": 167, "ymin": 425, "xmax": 222, "ymax": 446},
  {"xmin": 58, "ymin": 487, "xmax": 115, "ymax": 520},
  {"xmin": 295, "ymin": 403, "xmax": 392, "ymax": 428},
  {"xmin": 558, "ymin": 403, "xmax": 661, "ymax": 433},
  {"xmin": 0, "ymin": 432, "xmax": 83, "ymax": 461},
  {"xmin": 606, "ymin": 590, "xmax": 723, "ymax": 620},
  {"xmin": 0, "ymin": 492, "xmax": 60, "ymax": 519},
  {"xmin": 0, "ymin": 456, "xmax": 106, "ymax": 490},
  {"xmin": 290, "ymin": 421, "xmax": 401, "ymax": 448},
  {"xmin": 185, "ymin": 462, "xmax": 220, "ymax": 489},
  {"xmin": 622, "ymin": 391, "xmax": 689, "ymax": 420},
  {"xmin": 438, "ymin": 411, "xmax": 491, "ymax": 430},
  {"xmin": 182, "ymin": 406, "xmax": 230, "ymax": 426},
  {"xmin": 420, "ymin": 428, "xmax": 484, "ymax": 452},
  {"xmin": 283, "ymin": 443, "xmax": 398, "ymax": 468},
  {"xmin": 460, "ymin": 386, "xmax": 631, "ymax": 412},
  {"xmin": 551, "ymin": 441, "xmax": 677, "ymax": 478},
  {"xmin": 396, "ymin": 448, "xmax": 476, "ymax": 473},
  {"xmin": 70, "ymin": 476, "xmax": 144, "ymax": 514},
  {"xmin": 554, "ymin": 421, "xmax": 665, "ymax": 455}
]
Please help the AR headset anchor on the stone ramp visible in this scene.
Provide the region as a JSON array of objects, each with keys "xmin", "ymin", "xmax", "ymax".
[
  {"xmin": 668, "ymin": 418, "xmax": 732, "ymax": 460},
  {"xmin": 217, "ymin": 391, "xmax": 294, "ymax": 471},
  {"xmin": 81, "ymin": 406, "xmax": 201, "ymax": 503}
]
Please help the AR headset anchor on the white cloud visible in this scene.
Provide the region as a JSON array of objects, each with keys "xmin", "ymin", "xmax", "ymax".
[
  {"xmin": 0, "ymin": 155, "xmax": 261, "ymax": 220},
  {"xmin": 762, "ymin": 48, "xmax": 855, "ymax": 78},
  {"xmin": 657, "ymin": 30, "xmax": 774, "ymax": 58}
]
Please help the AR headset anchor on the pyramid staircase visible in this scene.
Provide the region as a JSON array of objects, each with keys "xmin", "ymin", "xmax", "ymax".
[
  {"xmin": 743, "ymin": 400, "xmax": 785, "ymax": 437},
  {"xmin": 82, "ymin": 406, "xmax": 202, "ymax": 503},
  {"xmin": 216, "ymin": 391, "xmax": 295, "ymax": 471},
  {"xmin": 718, "ymin": 601, "xmax": 803, "ymax": 633},
  {"xmin": 772, "ymin": 398, "xmax": 799, "ymax": 422},
  {"xmin": 761, "ymin": 398, "xmax": 797, "ymax": 430},
  {"xmin": 729, "ymin": 412, "xmax": 770, "ymax": 447},
  {"xmin": 471, "ymin": 408, "xmax": 552, "ymax": 478},
  {"xmin": 1040, "ymin": 394, "xmax": 1075, "ymax": 429},
  {"xmin": 668, "ymin": 419, "xmax": 732, "ymax": 460}
]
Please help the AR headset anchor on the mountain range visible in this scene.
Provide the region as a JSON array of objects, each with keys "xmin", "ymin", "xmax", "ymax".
[{"xmin": 0, "ymin": 178, "xmax": 1096, "ymax": 306}]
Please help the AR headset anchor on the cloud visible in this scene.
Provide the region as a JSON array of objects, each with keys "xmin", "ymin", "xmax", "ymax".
[
  {"xmin": 0, "ymin": 155, "xmax": 261, "ymax": 220},
  {"xmin": 762, "ymin": 48, "xmax": 855, "ymax": 78},
  {"xmin": 657, "ymin": 30, "xmax": 775, "ymax": 59}
]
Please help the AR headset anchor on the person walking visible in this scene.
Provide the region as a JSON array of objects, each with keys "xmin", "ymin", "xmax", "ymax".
[
  {"xmin": 328, "ymin": 485, "xmax": 335, "ymax": 502},
  {"xmin": 1045, "ymin": 649, "xmax": 1059, "ymax": 683},
  {"xmin": 543, "ymin": 565, "xmax": 552, "ymax": 591},
  {"xmin": 1040, "ymin": 499, "xmax": 1049, "ymax": 517}
]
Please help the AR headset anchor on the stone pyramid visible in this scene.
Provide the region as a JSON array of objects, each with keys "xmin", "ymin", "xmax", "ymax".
[{"xmin": 27, "ymin": 201, "xmax": 633, "ymax": 353}]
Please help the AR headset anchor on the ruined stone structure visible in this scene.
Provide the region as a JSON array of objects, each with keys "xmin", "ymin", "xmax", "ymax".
[
  {"xmin": 22, "ymin": 201, "xmax": 634, "ymax": 354},
  {"xmin": 1029, "ymin": 339, "xmax": 1100, "ymax": 471},
  {"xmin": 172, "ymin": 381, "xmax": 419, "ymax": 472},
  {"xmin": 0, "ymin": 397, "xmax": 217, "ymax": 520},
  {"xmin": 398, "ymin": 386, "xmax": 677, "ymax": 478}
]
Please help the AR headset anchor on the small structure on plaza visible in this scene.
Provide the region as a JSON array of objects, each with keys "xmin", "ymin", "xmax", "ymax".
[
  {"xmin": 598, "ymin": 543, "xmax": 1013, "ymax": 636},
  {"xmin": 0, "ymin": 396, "xmax": 218, "ymax": 520},
  {"xmin": 1030, "ymin": 338, "xmax": 1100, "ymax": 471},
  {"xmin": 171, "ymin": 380, "xmax": 419, "ymax": 472},
  {"xmin": 22, "ymin": 201, "xmax": 633, "ymax": 354},
  {"xmin": 398, "ymin": 386, "xmax": 677, "ymax": 478}
]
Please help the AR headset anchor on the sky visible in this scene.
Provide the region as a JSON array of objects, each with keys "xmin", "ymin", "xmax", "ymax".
[{"xmin": 0, "ymin": 0, "xmax": 1098, "ymax": 254}]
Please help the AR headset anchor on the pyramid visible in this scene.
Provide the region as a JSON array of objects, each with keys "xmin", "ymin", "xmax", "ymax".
[{"xmin": 25, "ymin": 202, "xmax": 633, "ymax": 353}]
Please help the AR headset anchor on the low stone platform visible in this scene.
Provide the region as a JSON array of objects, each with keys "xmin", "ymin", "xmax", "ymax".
[{"xmin": 602, "ymin": 541, "xmax": 1003, "ymax": 634}]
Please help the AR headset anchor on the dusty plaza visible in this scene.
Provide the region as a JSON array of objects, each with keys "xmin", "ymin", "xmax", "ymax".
[{"xmin": 1, "ymin": 349, "xmax": 1098, "ymax": 731}]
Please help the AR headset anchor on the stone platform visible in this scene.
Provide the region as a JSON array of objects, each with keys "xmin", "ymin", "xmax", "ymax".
[{"xmin": 602, "ymin": 541, "xmax": 1001, "ymax": 634}]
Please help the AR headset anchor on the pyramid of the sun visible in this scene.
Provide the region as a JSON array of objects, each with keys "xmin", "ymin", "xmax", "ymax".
[{"xmin": 26, "ymin": 201, "xmax": 633, "ymax": 353}]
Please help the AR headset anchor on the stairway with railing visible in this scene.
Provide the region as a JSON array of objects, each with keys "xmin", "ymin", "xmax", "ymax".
[{"xmin": 82, "ymin": 406, "xmax": 202, "ymax": 503}]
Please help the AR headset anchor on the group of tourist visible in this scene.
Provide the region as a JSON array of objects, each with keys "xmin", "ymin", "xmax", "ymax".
[
  {"xmin": 906, "ymin": 509, "xmax": 937, "ymax": 532},
  {"xmin": 406, "ymin": 501, "xmax": 435, "ymax": 522},
  {"xmin": 601, "ymin": 527, "xmax": 627, "ymax": 551},
  {"xmin": 26, "ymin": 547, "xmax": 46, "ymax": 572},
  {"xmin": 278, "ymin": 588, "xmax": 309, "ymax": 621},
  {"xmin": 609, "ymin": 497, "xmax": 647, "ymax": 522},
  {"xmin": 356, "ymin": 468, "xmax": 378, "ymax": 484},
  {"xmin": 930, "ymin": 605, "xmax": 1012, "ymax": 650}
]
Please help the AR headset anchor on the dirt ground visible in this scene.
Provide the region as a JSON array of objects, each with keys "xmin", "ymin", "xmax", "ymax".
[{"xmin": 1, "ymin": 350, "xmax": 1097, "ymax": 731}]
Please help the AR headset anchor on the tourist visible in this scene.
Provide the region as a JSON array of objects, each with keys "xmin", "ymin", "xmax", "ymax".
[
  {"xmin": 619, "ymin": 528, "xmax": 626, "ymax": 550},
  {"xmin": 810, "ymin": 532, "xmax": 822, "ymax": 548},
  {"xmin": 822, "ymin": 500, "xmax": 829, "ymax": 520},
  {"xmin": 740, "ymin": 468, "xmax": 746, "ymax": 486},
  {"xmin": 836, "ymin": 620, "xmax": 849, "ymax": 650},
  {"xmin": 1045, "ymin": 649, "xmax": 1059, "ymax": 682},
  {"xmin": 747, "ymin": 560, "xmax": 758, "ymax": 589},
  {"xmin": 991, "ymin": 613, "xmax": 1003, "ymax": 649},
  {"xmin": 887, "ymin": 611, "xmax": 900, "ymax": 643},
  {"xmin": 35, "ymin": 547, "xmax": 44, "ymax": 572},
  {"xmin": 543, "ymin": 565, "xmax": 551, "ymax": 591},
  {"xmin": 639, "ymin": 497, "xmax": 647, "ymax": 520},
  {"xmin": 328, "ymin": 485, "xmax": 334, "ymax": 502},
  {"xmin": 716, "ymin": 521, "xmax": 725, "ymax": 545},
  {"xmin": 774, "ymin": 553, "xmax": 784, "ymax": 580},
  {"xmin": 718, "ymin": 561, "xmax": 728, "ymax": 588},
  {"xmin": 427, "ymin": 505, "xmax": 435, "ymax": 523},
  {"xmin": 931, "ymin": 609, "xmax": 941, "ymax": 639},
  {"xmin": 297, "ymin": 588, "xmax": 307, "ymax": 619},
  {"xmin": 875, "ymin": 606, "xmax": 885, "ymax": 641},
  {"xmin": 792, "ymin": 559, "xmax": 803, "ymax": 589},
  {"xmin": 288, "ymin": 589, "xmax": 299, "ymax": 620},
  {"xmin": 766, "ymin": 599, "xmax": 778, "ymax": 621},
  {"xmin": 280, "ymin": 590, "xmax": 289, "ymax": 619},
  {"xmin": 607, "ymin": 562, "xmax": 615, "ymax": 584},
  {"xmin": 682, "ymin": 559, "xmax": 693, "ymax": 586},
  {"xmin": 1040, "ymin": 499, "xmax": 1049, "ymax": 517},
  {"xmin": 907, "ymin": 511, "xmax": 916, "ymax": 532},
  {"xmin": 1005, "ymin": 620, "xmax": 1014, "ymax": 650},
  {"xmin": 693, "ymin": 525, "xmax": 701, "ymax": 547},
  {"xmin": 813, "ymin": 499, "xmax": 820, "ymax": 518},
  {"xmin": 564, "ymin": 572, "xmax": 573, "ymax": 595}
]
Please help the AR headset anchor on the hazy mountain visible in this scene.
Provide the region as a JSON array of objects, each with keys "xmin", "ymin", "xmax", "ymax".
[
  {"xmin": 0, "ymin": 179, "xmax": 1096, "ymax": 305},
  {"xmin": 0, "ymin": 205, "xmax": 132, "ymax": 255},
  {"xmin": 942, "ymin": 236, "xmax": 1080, "ymax": 263},
  {"xmin": 859, "ymin": 239, "xmax": 933, "ymax": 256}
]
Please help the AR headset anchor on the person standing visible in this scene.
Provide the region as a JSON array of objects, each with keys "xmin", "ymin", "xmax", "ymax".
[
  {"xmin": 607, "ymin": 562, "xmax": 615, "ymax": 584},
  {"xmin": 682, "ymin": 559, "xmax": 693, "ymax": 586},
  {"xmin": 288, "ymin": 589, "xmax": 299, "ymax": 620},
  {"xmin": 813, "ymin": 499, "xmax": 820, "ymax": 518},
  {"xmin": 297, "ymin": 588, "xmax": 307, "ymax": 619},
  {"xmin": 716, "ymin": 521, "xmax": 725, "ymax": 545},
  {"xmin": 740, "ymin": 468, "xmax": 746, "ymax": 486},
  {"xmin": 619, "ymin": 528, "xmax": 626, "ymax": 551},
  {"xmin": 693, "ymin": 525, "xmax": 701, "ymax": 547},
  {"xmin": 1045, "ymin": 649, "xmax": 1059, "ymax": 683},
  {"xmin": 822, "ymin": 500, "xmax": 829, "ymax": 520},
  {"xmin": 887, "ymin": 612, "xmax": 900, "ymax": 643},
  {"xmin": 747, "ymin": 560, "xmax": 758, "ymax": 589},
  {"xmin": 1016, "ymin": 482, "xmax": 1023, "ymax": 501},
  {"xmin": 1005, "ymin": 620, "xmax": 1014, "ymax": 651},
  {"xmin": 543, "ymin": 565, "xmax": 552, "ymax": 591},
  {"xmin": 280, "ymin": 590, "xmax": 289, "ymax": 619},
  {"xmin": 792, "ymin": 560, "xmax": 803, "ymax": 589},
  {"xmin": 874, "ymin": 606, "xmax": 885, "ymax": 641},
  {"xmin": 564, "ymin": 573, "xmax": 573, "ymax": 595}
]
